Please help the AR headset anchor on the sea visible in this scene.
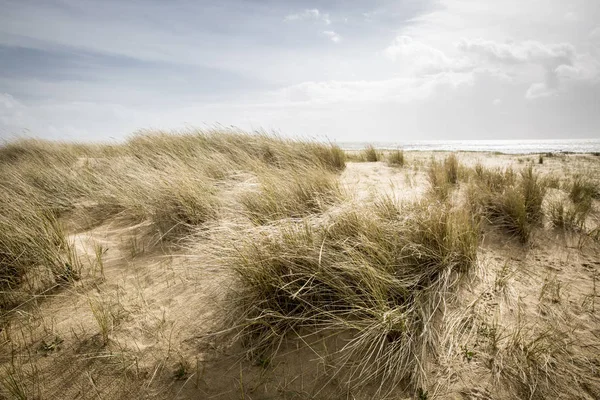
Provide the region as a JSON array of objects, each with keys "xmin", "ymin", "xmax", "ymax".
[{"xmin": 338, "ymin": 139, "xmax": 600, "ymax": 154}]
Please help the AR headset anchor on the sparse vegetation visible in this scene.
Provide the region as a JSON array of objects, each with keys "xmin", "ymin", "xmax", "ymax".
[
  {"xmin": 386, "ymin": 149, "xmax": 405, "ymax": 167},
  {"xmin": 468, "ymin": 165, "xmax": 546, "ymax": 242},
  {"xmin": 426, "ymin": 153, "xmax": 462, "ymax": 200},
  {"xmin": 548, "ymin": 199, "xmax": 589, "ymax": 230},
  {"xmin": 569, "ymin": 175, "xmax": 599, "ymax": 205},
  {"xmin": 363, "ymin": 144, "xmax": 380, "ymax": 162}
]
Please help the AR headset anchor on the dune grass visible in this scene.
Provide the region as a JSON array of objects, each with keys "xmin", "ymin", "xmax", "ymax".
[
  {"xmin": 468, "ymin": 165, "xmax": 546, "ymax": 243},
  {"xmin": 362, "ymin": 145, "xmax": 380, "ymax": 162},
  {"xmin": 386, "ymin": 149, "xmax": 405, "ymax": 167},
  {"xmin": 426, "ymin": 153, "xmax": 462, "ymax": 201},
  {"xmin": 0, "ymin": 130, "xmax": 346, "ymax": 310},
  {"xmin": 217, "ymin": 198, "xmax": 479, "ymax": 394},
  {"xmin": 240, "ymin": 166, "xmax": 343, "ymax": 224}
]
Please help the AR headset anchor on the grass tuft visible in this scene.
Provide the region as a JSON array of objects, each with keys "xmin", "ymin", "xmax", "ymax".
[
  {"xmin": 240, "ymin": 167, "xmax": 343, "ymax": 224},
  {"xmin": 469, "ymin": 165, "xmax": 546, "ymax": 243},
  {"xmin": 427, "ymin": 154, "xmax": 461, "ymax": 201},
  {"xmin": 217, "ymin": 199, "xmax": 479, "ymax": 393},
  {"xmin": 363, "ymin": 145, "xmax": 380, "ymax": 162},
  {"xmin": 386, "ymin": 149, "xmax": 405, "ymax": 167}
]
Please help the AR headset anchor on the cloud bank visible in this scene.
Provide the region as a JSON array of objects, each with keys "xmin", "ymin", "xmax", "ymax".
[{"xmin": 0, "ymin": 0, "xmax": 599, "ymax": 141}]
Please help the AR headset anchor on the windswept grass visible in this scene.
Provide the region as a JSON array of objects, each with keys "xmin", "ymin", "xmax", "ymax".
[
  {"xmin": 240, "ymin": 166, "xmax": 343, "ymax": 224},
  {"xmin": 469, "ymin": 165, "xmax": 546, "ymax": 243},
  {"xmin": 0, "ymin": 191, "xmax": 77, "ymax": 308},
  {"xmin": 0, "ymin": 130, "xmax": 346, "ymax": 310},
  {"xmin": 386, "ymin": 149, "xmax": 405, "ymax": 167},
  {"xmin": 427, "ymin": 153, "xmax": 462, "ymax": 200},
  {"xmin": 569, "ymin": 175, "xmax": 599, "ymax": 205},
  {"xmin": 362, "ymin": 145, "xmax": 380, "ymax": 162},
  {"xmin": 217, "ymin": 199, "xmax": 479, "ymax": 393}
]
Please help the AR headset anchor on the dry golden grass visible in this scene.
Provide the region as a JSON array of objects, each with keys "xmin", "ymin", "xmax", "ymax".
[
  {"xmin": 468, "ymin": 165, "xmax": 547, "ymax": 243},
  {"xmin": 0, "ymin": 130, "xmax": 346, "ymax": 310},
  {"xmin": 386, "ymin": 149, "xmax": 405, "ymax": 167},
  {"xmin": 214, "ymin": 198, "xmax": 479, "ymax": 395}
]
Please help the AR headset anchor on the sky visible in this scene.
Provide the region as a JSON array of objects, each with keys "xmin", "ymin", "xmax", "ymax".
[{"xmin": 0, "ymin": 0, "xmax": 599, "ymax": 142}]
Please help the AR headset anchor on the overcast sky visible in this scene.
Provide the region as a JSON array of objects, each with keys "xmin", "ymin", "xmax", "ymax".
[{"xmin": 1, "ymin": 0, "xmax": 599, "ymax": 142}]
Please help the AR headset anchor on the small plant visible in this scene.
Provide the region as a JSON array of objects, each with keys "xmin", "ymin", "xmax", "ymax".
[
  {"xmin": 92, "ymin": 242, "xmax": 107, "ymax": 279},
  {"xmin": 444, "ymin": 153, "xmax": 459, "ymax": 184},
  {"xmin": 88, "ymin": 296, "xmax": 113, "ymax": 345},
  {"xmin": 427, "ymin": 159, "xmax": 451, "ymax": 201},
  {"xmin": 538, "ymin": 154, "xmax": 544, "ymax": 164},
  {"xmin": 362, "ymin": 145, "xmax": 379, "ymax": 162},
  {"xmin": 548, "ymin": 199, "xmax": 588, "ymax": 231},
  {"xmin": 39, "ymin": 336, "xmax": 64, "ymax": 354},
  {"xmin": 462, "ymin": 345, "xmax": 475, "ymax": 362},
  {"xmin": 255, "ymin": 357, "xmax": 271, "ymax": 369},
  {"xmin": 469, "ymin": 165, "xmax": 546, "ymax": 243},
  {"xmin": 0, "ymin": 360, "xmax": 41, "ymax": 400},
  {"xmin": 569, "ymin": 175, "xmax": 599, "ymax": 205},
  {"xmin": 426, "ymin": 154, "xmax": 461, "ymax": 201},
  {"xmin": 539, "ymin": 276, "xmax": 562, "ymax": 304},
  {"xmin": 173, "ymin": 361, "xmax": 190, "ymax": 380},
  {"xmin": 387, "ymin": 149, "xmax": 405, "ymax": 167}
]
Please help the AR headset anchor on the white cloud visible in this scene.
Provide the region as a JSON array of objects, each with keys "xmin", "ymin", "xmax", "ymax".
[
  {"xmin": 564, "ymin": 12, "xmax": 580, "ymax": 23},
  {"xmin": 456, "ymin": 38, "xmax": 599, "ymax": 99},
  {"xmin": 323, "ymin": 31, "xmax": 342, "ymax": 43},
  {"xmin": 492, "ymin": 98, "xmax": 502, "ymax": 105},
  {"xmin": 457, "ymin": 39, "xmax": 575, "ymax": 65},
  {"xmin": 385, "ymin": 36, "xmax": 471, "ymax": 73},
  {"xmin": 525, "ymin": 82, "xmax": 555, "ymax": 99},
  {"xmin": 270, "ymin": 71, "xmax": 475, "ymax": 105},
  {"xmin": 284, "ymin": 9, "xmax": 331, "ymax": 25},
  {"xmin": 0, "ymin": 93, "xmax": 21, "ymax": 110}
]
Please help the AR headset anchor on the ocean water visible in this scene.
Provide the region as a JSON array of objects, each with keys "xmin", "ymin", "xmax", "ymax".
[{"xmin": 338, "ymin": 139, "xmax": 600, "ymax": 154}]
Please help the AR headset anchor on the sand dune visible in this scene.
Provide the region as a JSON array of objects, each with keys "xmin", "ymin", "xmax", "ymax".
[{"xmin": 1, "ymin": 136, "xmax": 599, "ymax": 399}]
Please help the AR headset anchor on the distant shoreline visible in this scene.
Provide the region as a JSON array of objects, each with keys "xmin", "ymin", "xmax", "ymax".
[{"xmin": 337, "ymin": 139, "xmax": 600, "ymax": 154}]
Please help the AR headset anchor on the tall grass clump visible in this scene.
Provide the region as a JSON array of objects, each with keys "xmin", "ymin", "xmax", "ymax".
[
  {"xmin": 469, "ymin": 165, "xmax": 546, "ymax": 243},
  {"xmin": 148, "ymin": 177, "xmax": 220, "ymax": 239},
  {"xmin": 0, "ymin": 192, "xmax": 77, "ymax": 308},
  {"xmin": 300, "ymin": 142, "xmax": 347, "ymax": 172},
  {"xmin": 240, "ymin": 167, "xmax": 343, "ymax": 224},
  {"xmin": 362, "ymin": 145, "xmax": 380, "ymax": 162},
  {"xmin": 548, "ymin": 199, "xmax": 588, "ymax": 231},
  {"xmin": 217, "ymin": 200, "xmax": 479, "ymax": 394},
  {"xmin": 520, "ymin": 165, "xmax": 545, "ymax": 222},
  {"xmin": 569, "ymin": 175, "xmax": 598, "ymax": 206},
  {"xmin": 427, "ymin": 154, "xmax": 461, "ymax": 200},
  {"xmin": 548, "ymin": 175, "xmax": 597, "ymax": 231},
  {"xmin": 386, "ymin": 149, "xmax": 405, "ymax": 167},
  {"xmin": 444, "ymin": 153, "xmax": 459, "ymax": 184}
]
